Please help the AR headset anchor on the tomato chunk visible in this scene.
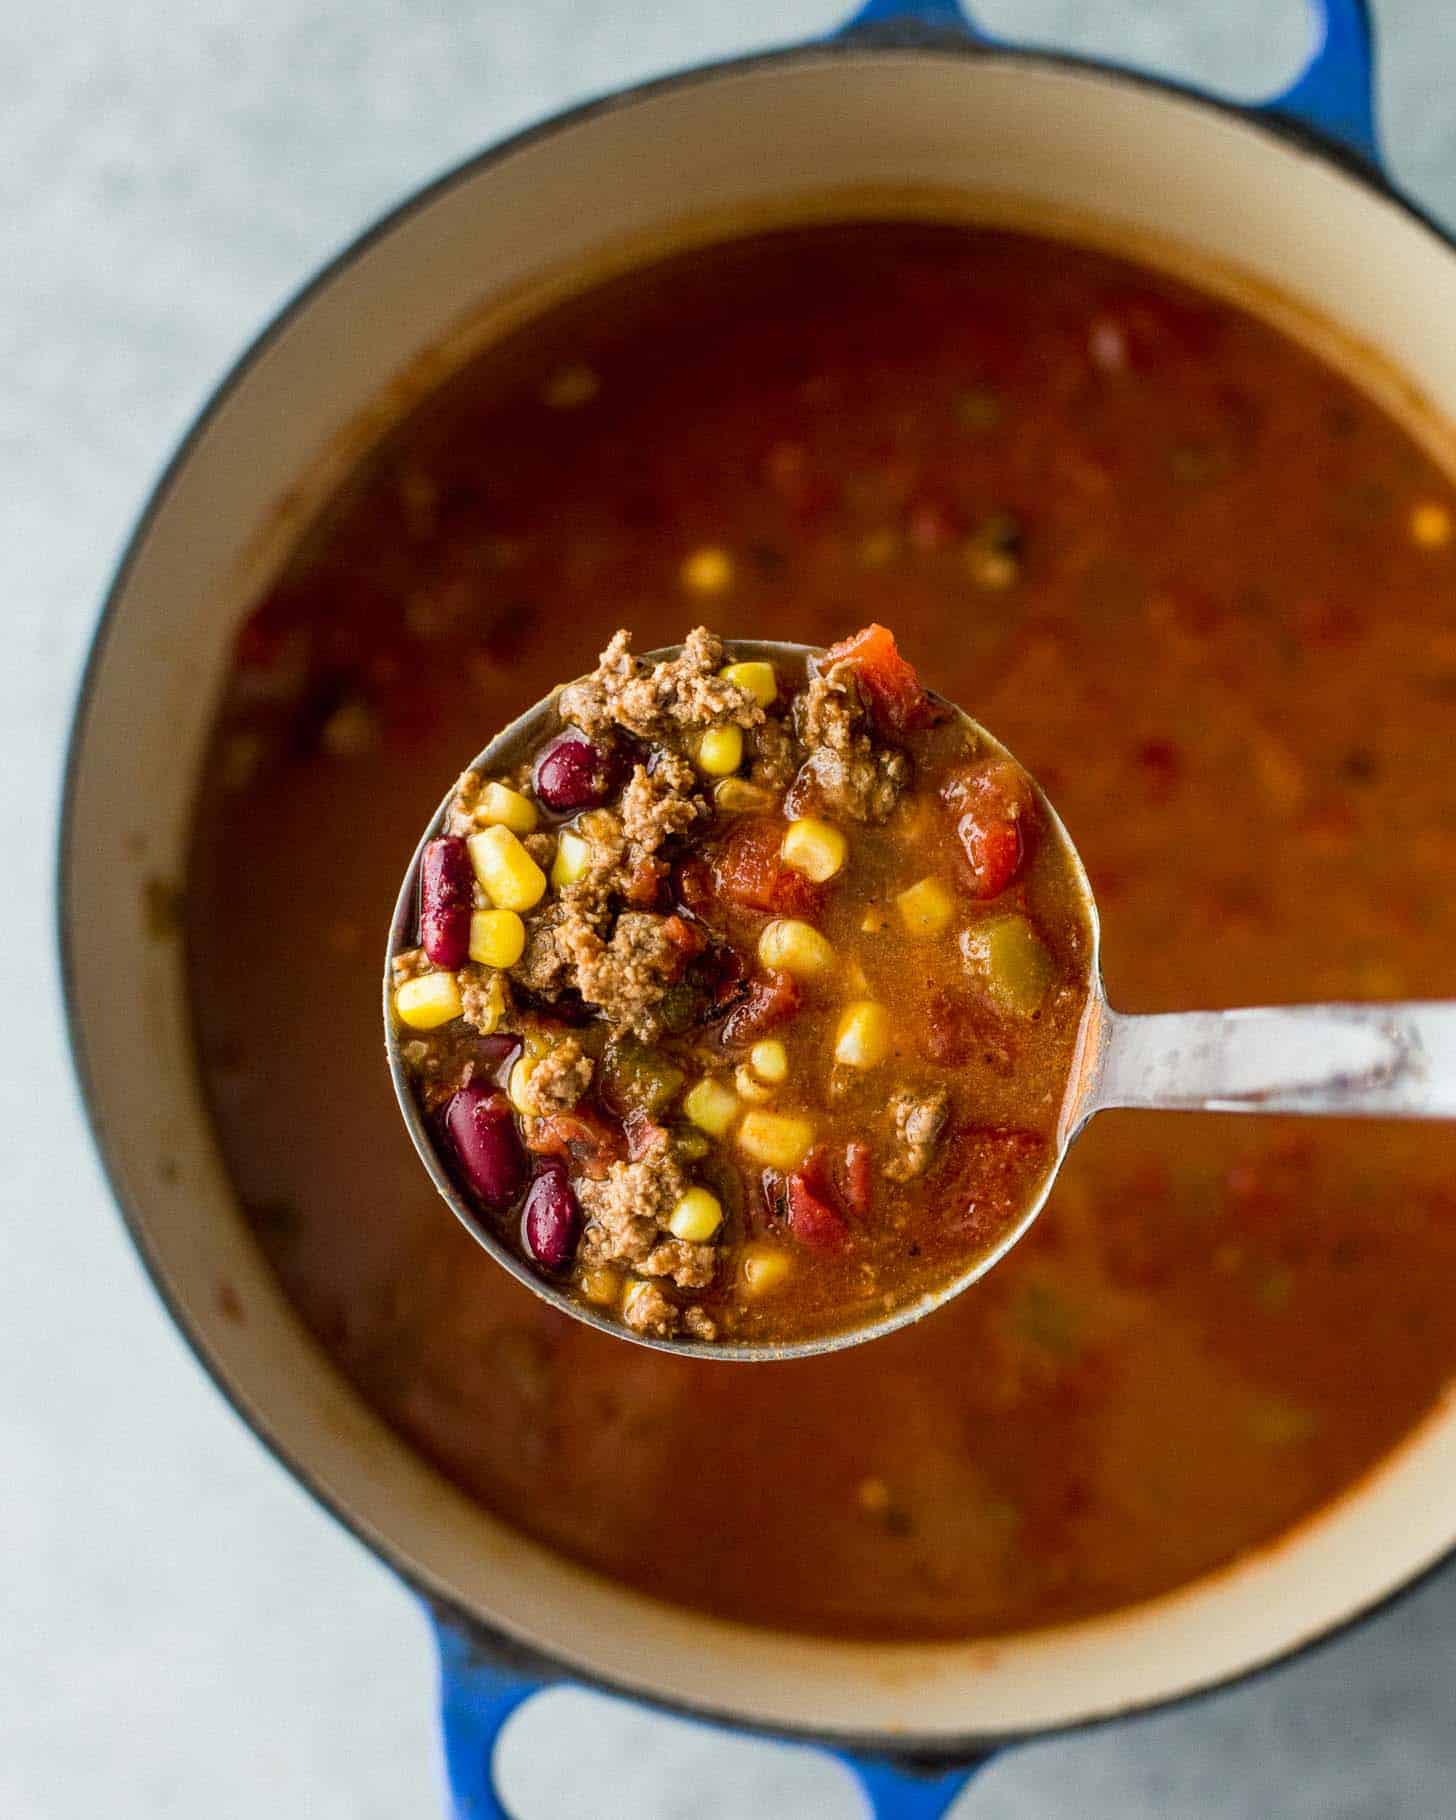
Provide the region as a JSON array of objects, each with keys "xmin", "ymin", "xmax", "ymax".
[
  {"xmin": 721, "ymin": 969, "xmax": 802, "ymax": 1045},
  {"xmin": 785, "ymin": 1169, "xmax": 851, "ymax": 1254},
  {"xmin": 714, "ymin": 818, "xmax": 823, "ymax": 917},
  {"xmin": 942, "ymin": 759, "xmax": 1033, "ymax": 898},
  {"xmin": 824, "ymin": 622, "xmax": 933, "ymax": 736},
  {"xmin": 523, "ymin": 1108, "xmax": 622, "ymax": 1180},
  {"xmin": 838, "ymin": 1141, "xmax": 874, "ymax": 1220}
]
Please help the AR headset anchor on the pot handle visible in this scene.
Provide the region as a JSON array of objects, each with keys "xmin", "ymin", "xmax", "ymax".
[
  {"xmin": 430, "ymin": 1614, "xmax": 990, "ymax": 1817},
  {"xmin": 836, "ymin": 0, "xmax": 1381, "ymax": 170}
]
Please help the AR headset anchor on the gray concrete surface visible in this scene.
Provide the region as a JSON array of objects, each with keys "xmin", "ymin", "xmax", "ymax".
[{"xmin": 8, "ymin": 2, "xmax": 1456, "ymax": 1814}]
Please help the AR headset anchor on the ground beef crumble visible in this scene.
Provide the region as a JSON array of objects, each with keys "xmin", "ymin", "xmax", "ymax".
[
  {"xmin": 517, "ymin": 1035, "xmax": 592, "ymax": 1115},
  {"xmin": 560, "ymin": 911, "xmax": 689, "ymax": 1039},
  {"xmin": 884, "ymin": 1086, "xmax": 950, "ymax": 1182},
  {"xmin": 786, "ymin": 669, "xmax": 910, "ymax": 823},
  {"xmin": 558, "ymin": 626, "xmax": 765, "ymax": 742}
]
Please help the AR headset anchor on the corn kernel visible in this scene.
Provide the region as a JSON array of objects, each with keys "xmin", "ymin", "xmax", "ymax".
[
  {"xmin": 740, "ymin": 1244, "xmax": 793, "ymax": 1295},
  {"xmin": 714, "ymin": 777, "xmax": 774, "ymax": 815},
  {"xmin": 466, "ymin": 970, "xmax": 508, "ymax": 1035},
  {"xmin": 551, "ymin": 828, "xmax": 592, "ymax": 891},
  {"xmin": 507, "ymin": 1056, "xmax": 537, "ymax": 1112},
  {"xmin": 758, "ymin": 917, "xmax": 835, "ymax": 977},
  {"xmin": 718, "ymin": 660, "xmax": 778, "ymax": 707},
  {"xmin": 394, "ymin": 971, "xmax": 463, "ymax": 1030},
  {"xmin": 749, "ymin": 1039, "xmax": 788, "ymax": 1083},
  {"xmin": 683, "ymin": 1076, "xmax": 739, "ymax": 1138},
  {"xmin": 579, "ymin": 1265, "xmax": 622, "ymax": 1306},
  {"xmin": 835, "ymin": 1000, "xmax": 891, "ymax": 1069},
  {"xmin": 896, "ymin": 876, "xmax": 956, "ymax": 938},
  {"xmin": 697, "ymin": 724, "xmax": 744, "ymax": 777},
  {"xmin": 781, "ymin": 816, "xmax": 847, "ymax": 883},
  {"xmin": 468, "ymin": 908, "xmax": 526, "ymax": 969},
  {"xmin": 467, "ymin": 824, "xmax": 547, "ymax": 911},
  {"xmin": 737, "ymin": 1109, "xmax": 814, "ymax": 1171},
  {"xmin": 734, "ymin": 1064, "xmax": 773, "ymax": 1105},
  {"xmin": 680, "ymin": 545, "xmax": 733, "ymax": 595},
  {"xmin": 1411, "ymin": 500, "xmax": 1453, "ymax": 548},
  {"xmin": 669, "ymin": 1186, "xmax": 724, "ymax": 1243},
  {"xmin": 476, "ymin": 780, "xmax": 538, "ymax": 835}
]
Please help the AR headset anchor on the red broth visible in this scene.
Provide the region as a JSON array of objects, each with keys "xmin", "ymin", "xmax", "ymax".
[{"xmin": 188, "ymin": 224, "xmax": 1456, "ymax": 1639}]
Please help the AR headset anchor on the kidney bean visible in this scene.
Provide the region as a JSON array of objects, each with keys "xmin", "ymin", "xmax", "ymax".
[
  {"xmin": 419, "ymin": 836, "xmax": 474, "ymax": 968},
  {"xmin": 533, "ymin": 729, "xmax": 615, "ymax": 812},
  {"xmin": 444, "ymin": 1084, "xmax": 526, "ymax": 1209},
  {"xmin": 721, "ymin": 969, "xmax": 801, "ymax": 1044},
  {"xmin": 476, "ymin": 1031, "xmax": 523, "ymax": 1087},
  {"xmin": 521, "ymin": 1162, "xmax": 581, "ymax": 1270}
]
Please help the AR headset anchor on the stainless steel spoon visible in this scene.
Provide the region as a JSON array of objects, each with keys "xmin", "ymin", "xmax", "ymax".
[{"xmin": 386, "ymin": 640, "xmax": 1456, "ymax": 1361}]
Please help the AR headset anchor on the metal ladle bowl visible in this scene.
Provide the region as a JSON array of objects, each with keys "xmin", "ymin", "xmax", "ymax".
[{"xmin": 386, "ymin": 640, "xmax": 1456, "ymax": 1361}]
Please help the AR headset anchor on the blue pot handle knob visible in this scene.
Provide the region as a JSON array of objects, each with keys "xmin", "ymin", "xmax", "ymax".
[
  {"xmin": 433, "ymin": 1618, "xmax": 547, "ymax": 1819},
  {"xmin": 838, "ymin": 0, "xmax": 1381, "ymax": 170}
]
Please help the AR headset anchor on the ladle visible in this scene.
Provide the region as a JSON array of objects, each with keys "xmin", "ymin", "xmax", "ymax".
[{"xmin": 386, "ymin": 641, "xmax": 1456, "ymax": 1360}]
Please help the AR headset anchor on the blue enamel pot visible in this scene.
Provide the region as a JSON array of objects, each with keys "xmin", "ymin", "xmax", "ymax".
[{"xmin": 61, "ymin": 4, "xmax": 1456, "ymax": 1815}]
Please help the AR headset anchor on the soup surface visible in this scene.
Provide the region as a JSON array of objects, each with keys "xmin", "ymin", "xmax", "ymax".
[
  {"xmin": 189, "ymin": 223, "xmax": 1456, "ymax": 1640},
  {"xmin": 392, "ymin": 623, "xmax": 1093, "ymax": 1347}
]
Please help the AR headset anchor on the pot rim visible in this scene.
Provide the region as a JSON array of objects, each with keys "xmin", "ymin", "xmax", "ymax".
[{"xmin": 57, "ymin": 25, "xmax": 1456, "ymax": 1759}]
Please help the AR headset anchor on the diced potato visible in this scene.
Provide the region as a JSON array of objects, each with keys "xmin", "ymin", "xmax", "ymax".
[
  {"xmin": 740, "ymin": 1244, "xmax": 793, "ymax": 1295},
  {"xmin": 734, "ymin": 1065, "xmax": 773, "ymax": 1105},
  {"xmin": 960, "ymin": 913, "xmax": 1057, "ymax": 1017},
  {"xmin": 834, "ymin": 1000, "xmax": 891, "ymax": 1069},
  {"xmin": 476, "ymin": 781, "xmax": 539, "ymax": 835},
  {"xmin": 697, "ymin": 724, "xmax": 744, "ymax": 777},
  {"xmin": 749, "ymin": 1039, "xmax": 788, "ymax": 1083},
  {"xmin": 718, "ymin": 660, "xmax": 778, "ymax": 707},
  {"xmin": 579, "ymin": 1265, "xmax": 622, "ymax": 1306},
  {"xmin": 683, "ymin": 1076, "xmax": 739, "ymax": 1138},
  {"xmin": 468, "ymin": 824, "xmax": 547, "ymax": 911},
  {"xmin": 551, "ymin": 828, "xmax": 592, "ymax": 891},
  {"xmin": 781, "ymin": 816, "xmax": 847, "ymax": 883},
  {"xmin": 468, "ymin": 908, "xmax": 526, "ymax": 969},
  {"xmin": 394, "ymin": 971, "xmax": 463, "ymax": 1030},
  {"xmin": 737, "ymin": 1109, "xmax": 814, "ymax": 1171},
  {"xmin": 680, "ymin": 546, "xmax": 733, "ymax": 595},
  {"xmin": 758, "ymin": 917, "xmax": 835, "ymax": 977},
  {"xmin": 669, "ymin": 1186, "xmax": 724, "ymax": 1243},
  {"xmin": 896, "ymin": 876, "xmax": 955, "ymax": 938},
  {"xmin": 714, "ymin": 777, "xmax": 775, "ymax": 815}
]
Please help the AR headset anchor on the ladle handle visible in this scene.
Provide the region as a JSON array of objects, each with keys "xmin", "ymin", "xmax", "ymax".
[{"xmin": 1087, "ymin": 1002, "xmax": 1456, "ymax": 1121}]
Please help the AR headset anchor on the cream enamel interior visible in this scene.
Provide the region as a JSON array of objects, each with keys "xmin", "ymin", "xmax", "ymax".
[{"xmin": 63, "ymin": 47, "xmax": 1456, "ymax": 1742}]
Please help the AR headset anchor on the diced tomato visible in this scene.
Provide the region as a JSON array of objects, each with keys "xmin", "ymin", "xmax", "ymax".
[
  {"xmin": 935, "ymin": 1127, "xmax": 1046, "ymax": 1237},
  {"xmin": 838, "ymin": 1141, "xmax": 874, "ymax": 1220},
  {"xmin": 672, "ymin": 855, "xmax": 716, "ymax": 918},
  {"xmin": 942, "ymin": 759, "xmax": 1033, "ymax": 899},
  {"xmin": 662, "ymin": 913, "xmax": 708, "ymax": 959},
  {"xmin": 623, "ymin": 855, "xmax": 669, "ymax": 908},
  {"xmin": 713, "ymin": 818, "xmax": 823, "ymax": 917},
  {"xmin": 921, "ymin": 986, "xmax": 1016, "ymax": 1075},
  {"xmin": 622, "ymin": 1108, "xmax": 670, "ymax": 1162},
  {"xmin": 823, "ymin": 622, "xmax": 934, "ymax": 737},
  {"xmin": 721, "ymin": 969, "xmax": 801, "ymax": 1045},
  {"xmin": 523, "ymin": 1109, "xmax": 622, "ymax": 1180},
  {"xmin": 785, "ymin": 1170, "xmax": 850, "ymax": 1254}
]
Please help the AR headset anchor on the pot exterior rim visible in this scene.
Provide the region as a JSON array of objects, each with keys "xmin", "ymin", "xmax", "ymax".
[{"xmin": 57, "ymin": 28, "xmax": 1456, "ymax": 1759}]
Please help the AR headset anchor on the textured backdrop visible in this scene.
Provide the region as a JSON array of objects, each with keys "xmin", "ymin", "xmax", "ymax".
[{"xmin": 9, "ymin": 2, "xmax": 1456, "ymax": 1815}]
